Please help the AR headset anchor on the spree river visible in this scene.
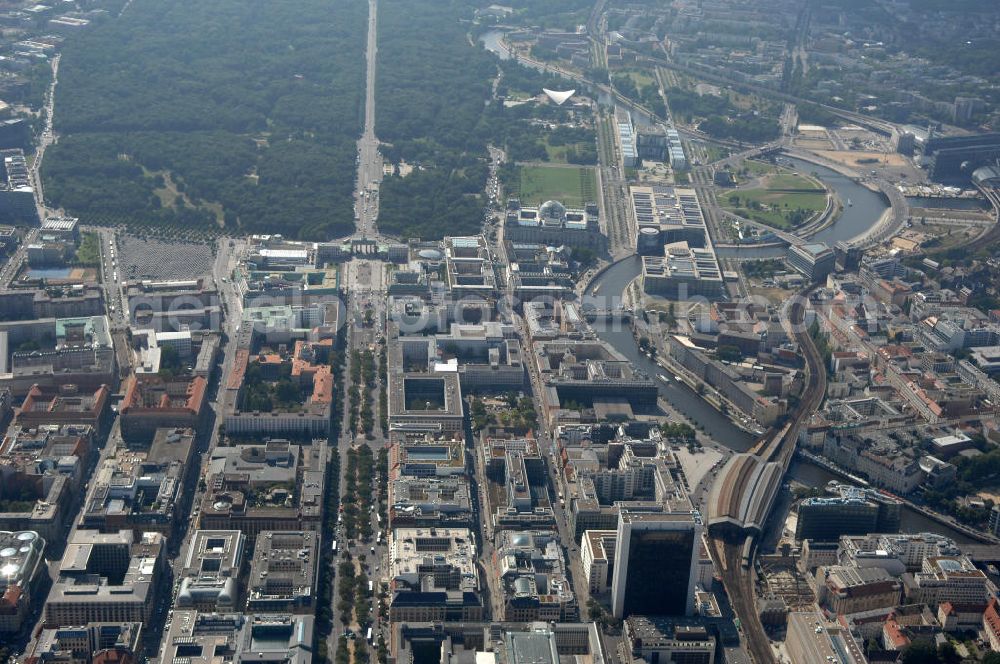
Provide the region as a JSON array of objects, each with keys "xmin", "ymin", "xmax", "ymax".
[
  {"xmin": 586, "ymin": 170, "xmax": 974, "ymax": 542},
  {"xmin": 589, "ymin": 258, "xmax": 974, "ymax": 542},
  {"xmin": 477, "ymin": 29, "xmax": 967, "ymax": 541},
  {"xmin": 587, "ymin": 156, "xmax": 889, "ymax": 439},
  {"xmin": 786, "ymin": 157, "xmax": 889, "ymax": 245}
]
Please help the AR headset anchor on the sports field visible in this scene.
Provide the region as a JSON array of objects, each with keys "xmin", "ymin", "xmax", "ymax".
[{"xmin": 516, "ymin": 165, "xmax": 597, "ymax": 207}]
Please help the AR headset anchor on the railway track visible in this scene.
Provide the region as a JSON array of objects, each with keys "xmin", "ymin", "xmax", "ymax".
[
  {"xmin": 931, "ymin": 182, "xmax": 1000, "ymax": 254},
  {"xmin": 709, "ymin": 286, "xmax": 826, "ymax": 663},
  {"xmin": 715, "ymin": 538, "xmax": 772, "ymax": 663}
]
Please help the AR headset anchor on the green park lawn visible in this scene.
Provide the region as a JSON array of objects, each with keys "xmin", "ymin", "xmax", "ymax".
[
  {"xmin": 723, "ymin": 172, "xmax": 827, "ymax": 230},
  {"xmin": 516, "ymin": 164, "xmax": 596, "ymax": 207},
  {"xmin": 768, "ymin": 171, "xmax": 821, "ymax": 189}
]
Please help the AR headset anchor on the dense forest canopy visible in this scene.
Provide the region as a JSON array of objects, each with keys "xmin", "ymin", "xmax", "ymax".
[
  {"xmin": 374, "ymin": 0, "xmax": 498, "ymax": 240},
  {"xmin": 375, "ymin": 0, "xmax": 595, "ymax": 239},
  {"xmin": 44, "ymin": 0, "xmax": 598, "ymax": 241},
  {"xmin": 43, "ymin": 0, "xmax": 366, "ymax": 239}
]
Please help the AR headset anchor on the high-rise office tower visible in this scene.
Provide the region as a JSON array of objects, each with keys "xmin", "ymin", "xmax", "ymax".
[{"xmin": 611, "ymin": 508, "xmax": 703, "ymax": 618}]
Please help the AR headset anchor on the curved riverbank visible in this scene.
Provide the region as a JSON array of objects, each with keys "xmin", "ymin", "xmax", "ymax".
[
  {"xmin": 589, "ymin": 256, "xmax": 757, "ymax": 449},
  {"xmin": 480, "ymin": 28, "xmax": 971, "ymax": 544},
  {"xmin": 782, "ymin": 155, "xmax": 891, "ymax": 246},
  {"xmin": 587, "ymin": 253, "xmax": 975, "ymax": 545}
]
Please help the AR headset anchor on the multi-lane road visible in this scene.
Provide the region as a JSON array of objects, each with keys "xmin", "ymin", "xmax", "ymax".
[
  {"xmin": 480, "ymin": 169, "xmax": 594, "ymax": 623},
  {"xmin": 595, "ymin": 113, "xmax": 633, "ymax": 255},
  {"xmin": 327, "ymin": 263, "xmax": 390, "ymax": 658},
  {"xmin": 326, "ymin": 0, "xmax": 390, "ymax": 652},
  {"xmin": 0, "ymin": 52, "xmax": 60, "ymax": 290},
  {"xmin": 87, "ymin": 227, "xmax": 126, "ymax": 325},
  {"xmin": 29, "ymin": 53, "xmax": 60, "ymax": 220},
  {"xmin": 0, "ymin": 228, "xmax": 37, "ymax": 287},
  {"xmin": 353, "ymin": 0, "xmax": 383, "ymax": 239}
]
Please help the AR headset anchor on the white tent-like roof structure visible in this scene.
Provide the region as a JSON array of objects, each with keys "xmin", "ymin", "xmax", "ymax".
[{"xmin": 542, "ymin": 88, "xmax": 575, "ymax": 105}]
